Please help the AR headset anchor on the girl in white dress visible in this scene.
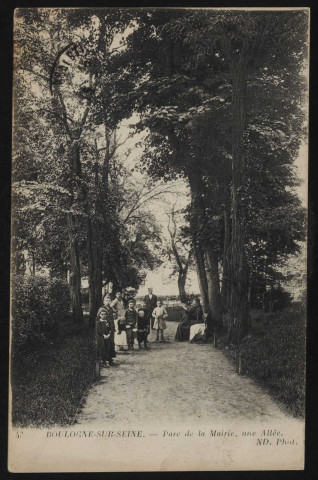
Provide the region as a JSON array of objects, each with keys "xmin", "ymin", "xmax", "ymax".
[{"xmin": 111, "ymin": 292, "xmax": 128, "ymax": 350}]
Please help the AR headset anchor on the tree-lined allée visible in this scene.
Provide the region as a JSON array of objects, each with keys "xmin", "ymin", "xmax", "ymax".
[{"xmin": 12, "ymin": 9, "xmax": 307, "ymax": 344}]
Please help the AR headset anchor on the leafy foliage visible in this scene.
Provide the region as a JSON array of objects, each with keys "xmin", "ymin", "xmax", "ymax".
[
  {"xmin": 13, "ymin": 9, "xmax": 164, "ymax": 304},
  {"xmin": 13, "ymin": 9, "xmax": 308, "ymax": 339},
  {"xmin": 11, "ymin": 275, "xmax": 71, "ymax": 352}
]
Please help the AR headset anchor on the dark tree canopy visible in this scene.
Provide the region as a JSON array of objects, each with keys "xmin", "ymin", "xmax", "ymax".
[{"xmin": 13, "ymin": 8, "xmax": 308, "ymax": 341}]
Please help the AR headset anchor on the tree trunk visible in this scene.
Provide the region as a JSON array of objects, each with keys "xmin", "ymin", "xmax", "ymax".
[
  {"xmin": 228, "ymin": 66, "xmax": 250, "ymax": 344},
  {"xmin": 87, "ymin": 218, "xmax": 104, "ymax": 327},
  {"xmin": 67, "ymin": 214, "xmax": 83, "ymax": 324},
  {"xmin": 204, "ymin": 245, "xmax": 222, "ymax": 331},
  {"xmin": 87, "ymin": 218, "xmax": 97, "ymax": 327},
  {"xmin": 221, "ymin": 202, "xmax": 231, "ymax": 315},
  {"xmin": 66, "ymin": 138, "xmax": 84, "ymax": 324},
  {"xmin": 95, "ymin": 223, "xmax": 103, "ymax": 318},
  {"xmin": 177, "ymin": 269, "xmax": 188, "ymax": 303},
  {"xmin": 188, "ymin": 172, "xmax": 215, "ymax": 314},
  {"xmin": 192, "ymin": 240, "xmax": 209, "ymax": 312}
]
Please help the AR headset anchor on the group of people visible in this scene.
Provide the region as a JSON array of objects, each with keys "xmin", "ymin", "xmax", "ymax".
[
  {"xmin": 175, "ymin": 297, "xmax": 206, "ymax": 342},
  {"xmin": 96, "ymin": 287, "xmax": 208, "ymax": 368},
  {"xmin": 95, "ymin": 288, "xmax": 168, "ymax": 368}
]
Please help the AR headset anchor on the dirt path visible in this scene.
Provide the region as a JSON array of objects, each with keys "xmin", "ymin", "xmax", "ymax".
[{"xmin": 76, "ymin": 322, "xmax": 297, "ymax": 427}]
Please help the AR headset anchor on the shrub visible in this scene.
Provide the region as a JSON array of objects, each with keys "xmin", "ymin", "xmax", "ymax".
[
  {"xmin": 11, "ymin": 274, "xmax": 71, "ymax": 353},
  {"xmin": 167, "ymin": 306, "xmax": 184, "ymax": 322},
  {"xmin": 185, "ymin": 293, "xmax": 200, "ymax": 304},
  {"xmin": 263, "ymin": 287, "xmax": 292, "ymax": 312}
]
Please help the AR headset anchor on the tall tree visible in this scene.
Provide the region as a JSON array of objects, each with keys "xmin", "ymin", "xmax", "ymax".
[
  {"xmin": 183, "ymin": 10, "xmax": 307, "ymax": 342},
  {"xmin": 165, "ymin": 204, "xmax": 193, "ymax": 303},
  {"xmin": 14, "ymin": 8, "xmax": 142, "ymax": 324},
  {"xmin": 125, "ymin": 9, "xmax": 308, "ymax": 342}
]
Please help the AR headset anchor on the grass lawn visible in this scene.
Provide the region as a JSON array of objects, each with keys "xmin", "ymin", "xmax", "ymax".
[
  {"xmin": 11, "ymin": 323, "xmax": 96, "ymax": 427},
  {"xmin": 220, "ymin": 303, "xmax": 306, "ymax": 418}
]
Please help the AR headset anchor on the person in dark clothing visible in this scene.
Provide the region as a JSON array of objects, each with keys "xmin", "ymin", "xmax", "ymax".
[
  {"xmin": 96, "ymin": 308, "xmax": 112, "ymax": 367},
  {"xmin": 143, "ymin": 288, "xmax": 157, "ymax": 328},
  {"xmin": 137, "ymin": 303, "xmax": 150, "ymax": 349},
  {"xmin": 124, "ymin": 300, "xmax": 138, "ymax": 350},
  {"xmin": 175, "ymin": 298, "xmax": 203, "ymax": 342},
  {"xmin": 175, "ymin": 303, "xmax": 190, "ymax": 341},
  {"xmin": 100, "ymin": 294, "xmax": 116, "ymax": 363},
  {"xmin": 204, "ymin": 310, "xmax": 214, "ymax": 340}
]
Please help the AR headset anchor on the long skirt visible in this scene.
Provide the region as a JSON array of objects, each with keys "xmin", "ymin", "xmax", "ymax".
[
  {"xmin": 114, "ymin": 319, "xmax": 128, "ymax": 348},
  {"xmin": 97, "ymin": 338, "xmax": 111, "ymax": 362},
  {"xmin": 175, "ymin": 320, "xmax": 191, "ymax": 341}
]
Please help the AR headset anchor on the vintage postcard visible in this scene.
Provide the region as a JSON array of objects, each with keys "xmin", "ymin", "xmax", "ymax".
[{"xmin": 9, "ymin": 7, "xmax": 309, "ymax": 472}]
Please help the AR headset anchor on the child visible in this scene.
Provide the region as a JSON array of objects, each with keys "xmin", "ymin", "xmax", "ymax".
[
  {"xmin": 111, "ymin": 291, "xmax": 128, "ymax": 351},
  {"xmin": 137, "ymin": 302, "xmax": 150, "ymax": 349},
  {"xmin": 152, "ymin": 299, "xmax": 168, "ymax": 342},
  {"xmin": 96, "ymin": 307, "xmax": 112, "ymax": 367},
  {"xmin": 101, "ymin": 295, "xmax": 116, "ymax": 364},
  {"xmin": 140, "ymin": 299, "xmax": 151, "ymax": 332},
  {"xmin": 124, "ymin": 299, "xmax": 138, "ymax": 350}
]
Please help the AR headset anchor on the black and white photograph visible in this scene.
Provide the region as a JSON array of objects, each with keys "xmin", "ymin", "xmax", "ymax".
[{"xmin": 9, "ymin": 7, "xmax": 309, "ymax": 472}]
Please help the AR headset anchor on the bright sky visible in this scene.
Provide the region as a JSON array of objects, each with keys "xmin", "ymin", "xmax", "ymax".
[{"xmin": 113, "ymin": 117, "xmax": 198, "ymax": 296}]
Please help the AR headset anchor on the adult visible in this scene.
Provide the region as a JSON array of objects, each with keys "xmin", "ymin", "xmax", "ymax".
[
  {"xmin": 143, "ymin": 287, "xmax": 157, "ymax": 329},
  {"xmin": 111, "ymin": 291, "xmax": 128, "ymax": 350},
  {"xmin": 175, "ymin": 298, "xmax": 203, "ymax": 342},
  {"xmin": 111, "ymin": 291, "xmax": 126, "ymax": 317},
  {"xmin": 100, "ymin": 294, "xmax": 116, "ymax": 363},
  {"xmin": 189, "ymin": 313, "xmax": 207, "ymax": 342},
  {"xmin": 174, "ymin": 303, "xmax": 189, "ymax": 341}
]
